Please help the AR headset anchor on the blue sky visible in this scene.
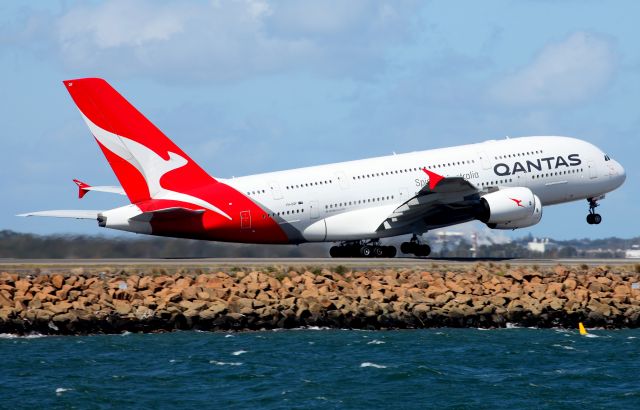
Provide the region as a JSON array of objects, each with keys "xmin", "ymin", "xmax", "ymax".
[{"xmin": 1, "ymin": 0, "xmax": 638, "ymax": 241}]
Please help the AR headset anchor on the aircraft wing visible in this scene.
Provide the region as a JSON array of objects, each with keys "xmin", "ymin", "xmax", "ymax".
[
  {"xmin": 17, "ymin": 210, "xmax": 102, "ymax": 219},
  {"xmin": 73, "ymin": 179, "xmax": 126, "ymax": 199},
  {"xmin": 380, "ymin": 168, "xmax": 482, "ymax": 232}
]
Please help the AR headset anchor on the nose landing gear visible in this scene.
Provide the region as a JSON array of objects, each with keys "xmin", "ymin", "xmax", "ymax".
[
  {"xmin": 586, "ymin": 197, "xmax": 603, "ymax": 225},
  {"xmin": 400, "ymin": 234, "xmax": 431, "ymax": 257}
]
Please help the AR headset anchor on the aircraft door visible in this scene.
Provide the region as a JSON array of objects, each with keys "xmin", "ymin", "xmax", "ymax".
[
  {"xmin": 269, "ymin": 181, "xmax": 283, "ymax": 199},
  {"xmin": 240, "ymin": 211, "xmax": 251, "ymax": 229},
  {"xmin": 309, "ymin": 200, "xmax": 320, "ymax": 219},
  {"xmin": 588, "ymin": 161, "xmax": 598, "ymax": 179},
  {"xmin": 476, "ymin": 150, "xmax": 492, "ymax": 170},
  {"xmin": 335, "ymin": 171, "xmax": 349, "ymax": 190}
]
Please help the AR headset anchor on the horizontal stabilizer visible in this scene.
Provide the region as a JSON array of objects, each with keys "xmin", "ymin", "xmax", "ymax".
[
  {"xmin": 17, "ymin": 210, "xmax": 102, "ymax": 219},
  {"xmin": 129, "ymin": 207, "xmax": 205, "ymax": 222},
  {"xmin": 73, "ymin": 179, "xmax": 126, "ymax": 198}
]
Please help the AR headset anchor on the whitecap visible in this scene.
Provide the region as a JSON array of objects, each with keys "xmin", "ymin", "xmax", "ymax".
[
  {"xmin": 584, "ymin": 333, "xmax": 600, "ymax": 338},
  {"xmin": 367, "ymin": 340, "xmax": 385, "ymax": 345},
  {"xmin": 169, "ymin": 359, "xmax": 176, "ymax": 363},
  {"xmin": 232, "ymin": 350, "xmax": 247, "ymax": 356},
  {"xmin": 210, "ymin": 360, "xmax": 242, "ymax": 366},
  {"xmin": 360, "ymin": 362, "xmax": 387, "ymax": 369},
  {"xmin": 224, "ymin": 334, "xmax": 234, "ymax": 338},
  {"xmin": 55, "ymin": 388, "xmax": 72, "ymax": 395},
  {"xmin": 552, "ymin": 344, "xmax": 575, "ymax": 350},
  {"xmin": 120, "ymin": 331, "xmax": 131, "ymax": 336},
  {"xmin": 0, "ymin": 333, "xmax": 46, "ymax": 339},
  {"xmin": 627, "ymin": 337, "xmax": 637, "ymax": 340}
]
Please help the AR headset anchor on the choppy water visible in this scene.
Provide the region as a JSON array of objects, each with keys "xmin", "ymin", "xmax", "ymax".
[{"xmin": 1, "ymin": 328, "xmax": 639, "ymax": 409}]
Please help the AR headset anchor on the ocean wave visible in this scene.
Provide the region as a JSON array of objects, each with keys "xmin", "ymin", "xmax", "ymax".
[
  {"xmin": 210, "ymin": 360, "xmax": 242, "ymax": 366},
  {"xmin": 0, "ymin": 333, "xmax": 47, "ymax": 339},
  {"xmin": 55, "ymin": 388, "xmax": 72, "ymax": 395},
  {"xmin": 231, "ymin": 350, "xmax": 248, "ymax": 356},
  {"xmin": 360, "ymin": 362, "xmax": 387, "ymax": 369},
  {"xmin": 552, "ymin": 344, "xmax": 575, "ymax": 350},
  {"xmin": 367, "ymin": 339, "xmax": 385, "ymax": 345}
]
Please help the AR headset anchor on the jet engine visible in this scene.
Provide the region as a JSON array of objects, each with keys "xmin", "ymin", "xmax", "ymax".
[{"xmin": 477, "ymin": 187, "xmax": 543, "ymax": 229}]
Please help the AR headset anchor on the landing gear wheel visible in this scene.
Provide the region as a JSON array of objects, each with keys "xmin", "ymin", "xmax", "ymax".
[
  {"xmin": 400, "ymin": 242, "xmax": 413, "ymax": 254},
  {"xmin": 593, "ymin": 214, "xmax": 602, "ymax": 224},
  {"xmin": 385, "ymin": 246, "xmax": 397, "ymax": 258},
  {"xmin": 415, "ymin": 244, "xmax": 431, "ymax": 257},
  {"xmin": 374, "ymin": 246, "xmax": 385, "ymax": 257},
  {"xmin": 360, "ymin": 245, "xmax": 372, "ymax": 257}
]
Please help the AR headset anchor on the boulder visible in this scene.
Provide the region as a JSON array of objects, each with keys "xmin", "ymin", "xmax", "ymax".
[
  {"xmin": 51, "ymin": 274, "xmax": 65, "ymax": 289},
  {"xmin": 114, "ymin": 300, "xmax": 132, "ymax": 315},
  {"xmin": 14, "ymin": 279, "xmax": 30, "ymax": 292}
]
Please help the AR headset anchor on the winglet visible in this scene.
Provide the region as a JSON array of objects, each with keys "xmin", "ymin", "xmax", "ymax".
[
  {"xmin": 73, "ymin": 179, "xmax": 91, "ymax": 199},
  {"xmin": 421, "ymin": 168, "xmax": 445, "ymax": 190}
]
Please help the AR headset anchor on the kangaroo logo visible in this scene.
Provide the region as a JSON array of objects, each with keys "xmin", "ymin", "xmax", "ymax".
[
  {"xmin": 510, "ymin": 198, "xmax": 524, "ymax": 208},
  {"xmin": 81, "ymin": 113, "xmax": 232, "ymax": 220}
]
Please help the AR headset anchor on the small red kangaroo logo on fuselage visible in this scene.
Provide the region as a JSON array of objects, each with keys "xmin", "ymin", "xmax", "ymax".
[{"xmin": 510, "ymin": 198, "xmax": 524, "ymax": 207}]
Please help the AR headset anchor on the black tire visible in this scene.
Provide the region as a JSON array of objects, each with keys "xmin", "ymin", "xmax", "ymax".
[
  {"xmin": 374, "ymin": 246, "xmax": 384, "ymax": 257},
  {"xmin": 415, "ymin": 244, "xmax": 431, "ymax": 257},
  {"xmin": 386, "ymin": 246, "xmax": 397, "ymax": 258},
  {"xmin": 587, "ymin": 214, "xmax": 594, "ymax": 224},
  {"xmin": 330, "ymin": 246, "xmax": 340, "ymax": 257},
  {"xmin": 593, "ymin": 214, "xmax": 602, "ymax": 224},
  {"xmin": 400, "ymin": 242, "xmax": 412, "ymax": 254},
  {"xmin": 360, "ymin": 245, "xmax": 372, "ymax": 257}
]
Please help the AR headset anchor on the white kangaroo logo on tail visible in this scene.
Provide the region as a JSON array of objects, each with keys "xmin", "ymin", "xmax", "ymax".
[{"xmin": 81, "ymin": 113, "xmax": 232, "ymax": 220}]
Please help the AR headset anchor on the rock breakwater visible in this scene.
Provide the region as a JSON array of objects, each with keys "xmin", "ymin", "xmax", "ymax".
[{"xmin": 1, "ymin": 264, "xmax": 639, "ymax": 334}]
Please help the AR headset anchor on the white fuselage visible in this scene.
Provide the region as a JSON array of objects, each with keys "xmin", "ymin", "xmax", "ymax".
[{"xmin": 223, "ymin": 136, "xmax": 625, "ymax": 242}]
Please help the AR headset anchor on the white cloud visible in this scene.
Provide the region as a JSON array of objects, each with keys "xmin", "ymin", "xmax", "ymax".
[
  {"xmin": 491, "ymin": 32, "xmax": 615, "ymax": 106},
  {"xmin": 44, "ymin": 0, "xmax": 417, "ymax": 82}
]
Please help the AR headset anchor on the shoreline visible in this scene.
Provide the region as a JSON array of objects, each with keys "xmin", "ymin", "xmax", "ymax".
[{"xmin": 1, "ymin": 264, "xmax": 639, "ymax": 335}]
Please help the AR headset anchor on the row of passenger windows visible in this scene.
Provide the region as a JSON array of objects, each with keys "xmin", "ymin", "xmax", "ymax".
[
  {"xmin": 286, "ymin": 180, "xmax": 332, "ymax": 190},
  {"xmin": 352, "ymin": 161, "xmax": 475, "ymax": 180},
  {"xmin": 532, "ymin": 169, "xmax": 583, "ymax": 179},
  {"xmin": 326, "ymin": 195, "xmax": 395, "ymax": 209},
  {"xmin": 266, "ymin": 208, "xmax": 305, "ymax": 218},
  {"xmin": 247, "ymin": 189, "xmax": 265, "ymax": 196},
  {"xmin": 495, "ymin": 150, "xmax": 543, "ymax": 160},
  {"xmin": 481, "ymin": 179, "xmax": 513, "ymax": 187}
]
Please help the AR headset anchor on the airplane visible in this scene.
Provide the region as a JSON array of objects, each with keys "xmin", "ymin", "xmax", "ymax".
[{"xmin": 20, "ymin": 78, "xmax": 626, "ymax": 258}]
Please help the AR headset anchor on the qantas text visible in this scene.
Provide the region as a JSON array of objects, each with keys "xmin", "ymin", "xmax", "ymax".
[{"xmin": 493, "ymin": 154, "xmax": 582, "ymax": 176}]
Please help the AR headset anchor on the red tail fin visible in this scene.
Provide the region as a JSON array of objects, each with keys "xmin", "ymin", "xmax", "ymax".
[{"xmin": 63, "ymin": 78, "xmax": 216, "ymax": 204}]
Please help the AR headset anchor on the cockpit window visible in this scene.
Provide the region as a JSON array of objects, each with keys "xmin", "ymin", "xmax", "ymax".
[{"xmin": 604, "ymin": 154, "xmax": 611, "ymax": 161}]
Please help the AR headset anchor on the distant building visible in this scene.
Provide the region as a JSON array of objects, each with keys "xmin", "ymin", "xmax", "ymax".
[
  {"xmin": 527, "ymin": 238, "xmax": 557, "ymax": 253},
  {"xmin": 626, "ymin": 248, "xmax": 640, "ymax": 259}
]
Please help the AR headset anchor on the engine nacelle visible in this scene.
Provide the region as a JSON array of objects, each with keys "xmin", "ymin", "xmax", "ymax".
[{"xmin": 477, "ymin": 187, "xmax": 543, "ymax": 229}]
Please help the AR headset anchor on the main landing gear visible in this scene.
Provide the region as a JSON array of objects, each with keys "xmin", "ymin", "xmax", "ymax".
[
  {"xmin": 330, "ymin": 240, "xmax": 397, "ymax": 258},
  {"xmin": 586, "ymin": 197, "xmax": 603, "ymax": 225},
  {"xmin": 400, "ymin": 234, "xmax": 431, "ymax": 257}
]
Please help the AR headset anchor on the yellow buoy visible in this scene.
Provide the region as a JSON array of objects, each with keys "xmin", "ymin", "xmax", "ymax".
[{"xmin": 579, "ymin": 322, "xmax": 588, "ymax": 335}]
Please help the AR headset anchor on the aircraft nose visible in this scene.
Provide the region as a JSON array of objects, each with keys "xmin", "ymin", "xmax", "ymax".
[{"xmin": 615, "ymin": 160, "xmax": 626, "ymax": 187}]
